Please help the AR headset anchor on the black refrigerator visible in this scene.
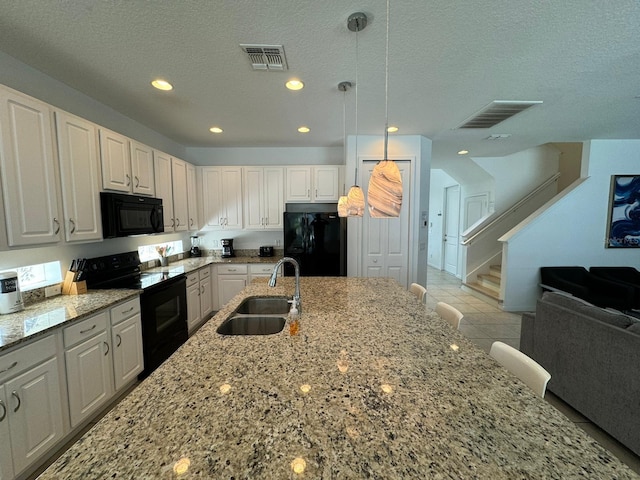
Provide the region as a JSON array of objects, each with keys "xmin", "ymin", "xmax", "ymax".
[{"xmin": 283, "ymin": 203, "xmax": 347, "ymax": 277}]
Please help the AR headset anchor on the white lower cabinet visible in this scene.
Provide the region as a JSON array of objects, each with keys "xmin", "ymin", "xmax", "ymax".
[
  {"xmin": 64, "ymin": 312, "xmax": 112, "ymax": 429},
  {"xmin": 0, "ymin": 335, "xmax": 64, "ymax": 479},
  {"xmin": 217, "ymin": 264, "xmax": 248, "ymax": 309},
  {"xmin": 186, "ymin": 266, "xmax": 213, "ymax": 334},
  {"xmin": 110, "ymin": 299, "xmax": 143, "ymax": 392},
  {"xmin": 248, "ymin": 264, "xmax": 278, "ymax": 282}
]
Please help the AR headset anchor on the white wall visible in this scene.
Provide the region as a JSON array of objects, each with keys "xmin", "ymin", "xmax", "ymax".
[
  {"xmin": 501, "ymin": 139, "xmax": 640, "ymax": 311},
  {"xmin": 185, "ymin": 146, "xmax": 342, "ymax": 166}
]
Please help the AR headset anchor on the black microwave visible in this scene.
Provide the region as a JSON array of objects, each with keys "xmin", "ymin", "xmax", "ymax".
[{"xmin": 100, "ymin": 192, "xmax": 164, "ymax": 238}]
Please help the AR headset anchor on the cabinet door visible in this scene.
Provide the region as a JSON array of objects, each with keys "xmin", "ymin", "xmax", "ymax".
[
  {"xmin": 99, "ymin": 128, "xmax": 131, "ymax": 193},
  {"xmin": 130, "ymin": 140, "xmax": 155, "ymax": 196},
  {"xmin": 171, "ymin": 158, "xmax": 189, "ymax": 231},
  {"xmin": 243, "ymin": 167, "xmax": 264, "ymax": 230},
  {"xmin": 186, "ymin": 282, "xmax": 201, "ymax": 333},
  {"xmin": 55, "ymin": 110, "xmax": 103, "ymax": 242},
  {"xmin": 0, "ymin": 87, "xmax": 61, "ymax": 246},
  {"xmin": 218, "ymin": 275, "xmax": 247, "ymax": 308},
  {"xmin": 314, "ymin": 166, "xmax": 340, "ymax": 201},
  {"xmin": 154, "ymin": 151, "xmax": 174, "ymax": 231},
  {"xmin": 200, "ymin": 275, "xmax": 213, "ymax": 320},
  {"xmin": 65, "ymin": 331, "xmax": 112, "ymax": 428},
  {"xmin": 186, "ymin": 163, "xmax": 198, "ymax": 230},
  {"xmin": 263, "ymin": 167, "xmax": 284, "ymax": 229},
  {"xmin": 5, "ymin": 357, "xmax": 64, "ymax": 475},
  {"xmin": 221, "ymin": 167, "xmax": 243, "ymax": 229},
  {"xmin": 0, "ymin": 389, "xmax": 14, "ymax": 480},
  {"xmin": 285, "ymin": 167, "xmax": 312, "ymax": 202},
  {"xmin": 111, "ymin": 314, "xmax": 144, "ymax": 391},
  {"xmin": 201, "ymin": 167, "xmax": 223, "ymax": 228}
]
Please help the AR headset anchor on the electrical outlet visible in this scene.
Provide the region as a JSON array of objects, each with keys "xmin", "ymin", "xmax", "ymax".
[
  {"xmin": 178, "ymin": 253, "xmax": 184, "ymax": 260},
  {"xmin": 45, "ymin": 284, "xmax": 62, "ymax": 297}
]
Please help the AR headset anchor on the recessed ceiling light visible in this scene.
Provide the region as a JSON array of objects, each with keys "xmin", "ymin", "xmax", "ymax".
[
  {"xmin": 297, "ymin": 126, "xmax": 310, "ymax": 133},
  {"xmin": 458, "ymin": 150, "xmax": 469, "ymax": 155},
  {"xmin": 209, "ymin": 127, "xmax": 223, "ymax": 134},
  {"xmin": 387, "ymin": 126, "xmax": 399, "ymax": 133},
  {"xmin": 151, "ymin": 79, "xmax": 173, "ymax": 91},
  {"xmin": 286, "ymin": 79, "xmax": 304, "ymax": 91}
]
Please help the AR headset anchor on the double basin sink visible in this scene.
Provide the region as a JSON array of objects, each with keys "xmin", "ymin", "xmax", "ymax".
[{"xmin": 217, "ymin": 296, "xmax": 290, "ymax": 335}]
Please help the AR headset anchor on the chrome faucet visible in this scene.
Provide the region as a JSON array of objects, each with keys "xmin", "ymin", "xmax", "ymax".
[{"xmin": 269, "ymin": 257, "xmax": 301, "ymax": 314}]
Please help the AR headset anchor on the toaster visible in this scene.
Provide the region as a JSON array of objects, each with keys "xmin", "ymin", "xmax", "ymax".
[{"xmin": 259, "ymin": 246, "xmax": 274, "ymax": 257}]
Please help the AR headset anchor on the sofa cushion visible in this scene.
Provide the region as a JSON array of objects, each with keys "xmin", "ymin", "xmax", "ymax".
[
  {"xmin": 627, "ymin": 321, "xmax": 640, "ymax": 335},
  {"xmin": 542, "ymin": 292, "xmax": 634, "ymax": 329}
]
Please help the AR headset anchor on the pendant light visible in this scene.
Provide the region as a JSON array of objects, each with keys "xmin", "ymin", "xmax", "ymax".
[
  {"xmin": 345, "ymin": 12, "xmax": 367, "ymax": 217},
  {"xmin": 368, "ymin": 0, "xmax": 402, "ymax": 218},
  {"xmin": 337, "ymin": 81, "xmax": 351, "ymax": 218}
]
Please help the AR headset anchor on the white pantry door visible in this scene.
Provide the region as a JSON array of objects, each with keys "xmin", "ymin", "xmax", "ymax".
[{"xmin": 361, "ymin": 160, "xmax": 411, "ymax": 288}]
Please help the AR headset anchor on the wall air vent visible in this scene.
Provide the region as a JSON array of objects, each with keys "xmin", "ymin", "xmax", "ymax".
[
  {"xmin": 457, "ymin": 100, "xmax": 542, "ymax": 129},
  {"xmin": 240, "ymin": 44, "xmax": 288, "ymax": 71}
]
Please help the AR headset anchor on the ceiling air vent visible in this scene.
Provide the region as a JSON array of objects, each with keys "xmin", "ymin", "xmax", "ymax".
[
  {"xmin": 240, "ymin": 44, "xmax": 288, "ymax": 71},
  {"xmin": 457, "ymin": 100, "xmax": 542, "ymax": 129}
]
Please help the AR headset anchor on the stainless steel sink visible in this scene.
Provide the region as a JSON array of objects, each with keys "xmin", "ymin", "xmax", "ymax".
[
  {"xmin": 216, "ymin": 315, "xmax": 286, "ymax": 335},
  {"xmin": 234, "ymin": 296, "xmax": 290, "ymax": 315}
]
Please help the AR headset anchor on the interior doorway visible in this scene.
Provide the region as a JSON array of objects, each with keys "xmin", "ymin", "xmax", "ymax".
[
  {"xmin": 361, "ymin": 160, "xmax": 412, "ymax": 288},
  {"xmin": 443, "ymin": 185, "xmax": 460, "ymax": 276}
]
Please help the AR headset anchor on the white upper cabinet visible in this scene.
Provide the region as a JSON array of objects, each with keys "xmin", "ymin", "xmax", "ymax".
[
  {"xmin": 201, "ymin": 166, "xmax": 243, "ymax": 229},
  {"xmin": 285, "ymin": 166, "xmax": 340, "ymax": 203},
  {"xmin": 129, "ymin": 140, "xmax": 155, "ymax": 196},
  {"xmin": 0, "ymin": 86, "xmax": 62, "ymax": 246},
  {"xmin": 100, "ymin": 129, "xmax": 154, "ymax": 196},
  {"xmin": 171, "ymin": 158, "xmax": 189, "ymax": 232},
  {"xmin": 244, "ymin": 167, "xmax": 284, "ymax": 230},
  {"xmin": 55, "ymin": 110, "xmax": 103, "ymax": 243},
  {"xmin": 153, "ymin": 150, "xmax": 174, "ymax": 232},
  {"xmin": 186, "ymin": 163, "xmax": 198, "ymax": 231}
]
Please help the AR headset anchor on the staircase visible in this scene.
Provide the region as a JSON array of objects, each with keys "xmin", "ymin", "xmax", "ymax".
[{"xmin": 465, "ymin": 265, "xmax": 502, "ymax": 303}]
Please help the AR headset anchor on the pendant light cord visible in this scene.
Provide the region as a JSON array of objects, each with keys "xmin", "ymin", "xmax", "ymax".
[
  {"xmin": 383, "ymin": 0, "xmax": 390, "ymax": 161},
  {"xmin": 354, "ymin": 23, "xmax": 359, "ymax": 186}
]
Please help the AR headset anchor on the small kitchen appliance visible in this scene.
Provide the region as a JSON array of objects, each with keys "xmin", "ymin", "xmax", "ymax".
[
  {"xmin": 259, "ymin": 246, "xmax": 274, "ymax": 257},
  {"xmin": 221, "ymin": 238, "xmax": 235, "ymax": 258},
  {"xmin": 190, "ymin": 235, "xmax": 202, "ymax": 257},
  {"xmin": 0, "ymin": 271, "xmax": 24, "ymax": 314}
]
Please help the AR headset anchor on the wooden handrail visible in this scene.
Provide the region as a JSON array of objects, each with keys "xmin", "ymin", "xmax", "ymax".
[{"xmin": 461, "ymin": 173, "xmax": 560, "ymax": 246}]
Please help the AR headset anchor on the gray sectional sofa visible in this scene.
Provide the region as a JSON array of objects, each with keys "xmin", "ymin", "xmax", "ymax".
[{"xmin": 520, "ymin": 291, "xmax": 640, "ymax": 456}]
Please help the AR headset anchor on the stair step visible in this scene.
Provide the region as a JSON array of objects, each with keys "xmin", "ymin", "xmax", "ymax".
[
  {"xmin": 478, "ymin": 273, "xmax": 501, "ymax": 293},
  {"xmin": 464, "ymin": 282, "xmax": 501, "ymax": 302},
  {"xmin": 489, "ymin": 264, "xmax": 502, "ymax": 279}
]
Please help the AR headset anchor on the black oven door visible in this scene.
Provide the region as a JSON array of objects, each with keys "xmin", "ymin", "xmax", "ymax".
[{"xmin": 139, "ymin": 276, "xmax": 187, "ymax": 378}]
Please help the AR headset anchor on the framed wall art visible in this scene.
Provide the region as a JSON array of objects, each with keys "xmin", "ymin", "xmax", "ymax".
[{"xmin": 606, "ymin": 174, "xmax": 640, "ymax": 248}]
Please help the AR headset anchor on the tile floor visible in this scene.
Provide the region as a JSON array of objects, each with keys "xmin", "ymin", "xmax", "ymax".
[{"xmin": 425, "ymin": 266, "xmax": 640, "ymax": 476}]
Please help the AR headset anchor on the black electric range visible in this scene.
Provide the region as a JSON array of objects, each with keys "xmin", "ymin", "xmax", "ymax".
[{"xmin": 83, "ymin": 251, "xmax": 188, "ymax": 378}]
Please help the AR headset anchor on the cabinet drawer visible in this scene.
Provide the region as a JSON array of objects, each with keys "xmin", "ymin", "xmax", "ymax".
[
  {"xmin": 63, "ymin": 311, "xmax": 109, "ymax": 348},
  {"xmin": 199, "ymin": 266, "xmax": 211, "ymax": 280},
  {"xmin": 110, "ymin": 298, "xmax": 141, "ymax": 325},
  {"xmin": 186, "ymin": 272, "xmax": 199, "ymax": 287},
  {"xmin": 249, "ymin": 264, "xmax": 276, "ymax": 275},
  {"xmin": 217, "ymin": 264, "xmax": 247, "ymax": 275},
  {"xmin": 0, "ymin": 334, "xmax": 57, "ymax": 383}
]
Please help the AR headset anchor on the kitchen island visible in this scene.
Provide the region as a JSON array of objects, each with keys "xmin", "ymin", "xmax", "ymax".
[{"xmin": 39, "ymin": 277, "xmax": 637, "ymax": 479}]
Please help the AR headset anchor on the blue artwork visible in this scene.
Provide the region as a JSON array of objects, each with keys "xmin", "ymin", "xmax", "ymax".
[{"xmin": 607, "ymin": 175, "xmax": 640, "ymax": 248}]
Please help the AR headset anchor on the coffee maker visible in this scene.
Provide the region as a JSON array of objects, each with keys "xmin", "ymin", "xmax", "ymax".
[
  {"xmin": 221, "ymin": 238, "xmax": 235, "ymax": 258},
  {"xmin": 189, "ymin": 235, "xmax": 201, "ymax": 257}
]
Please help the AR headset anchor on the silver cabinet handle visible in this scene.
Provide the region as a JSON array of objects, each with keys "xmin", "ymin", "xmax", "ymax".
[
  {"xmin": 69, "ymin": 218, "xmax": 76, "ymax": 233},
  {"xmin": 116, "ymin": 334, "xmax": 122, "ymax": 347},
  {"xmin": 53, "ymin": 218, "xmax": 60, "ymax": 234},
  {"xmin": 171, "ymin": 218, "xmax": 175, "ymax": 228},
  {"xmin": 80, "ymin": 324, "xmax": 96, "ymax": 334},
  {"xmin": 190, "ymin": 218, "xmax": 194, "ymax": 227},
  {"xmin": 201, "ymin": 285, "xmax": 205, "ymax": 294},
  {"xmin": 0, "ymin": 399, "xmax": 6, "ymax": 422},
  {"xmin": 11, "ymin": 391, "xmax": 20, "ymax": 413},
  {"xmin": 123, "ymin": 306, "xmax": 134, "ymax": 314},
  {"xmin": 0, "ymin": 361, "xmax": 17, "ymax": 374},
  {"xmin": 126, "ymin": 174, "xmax": 131, "ymax": 186},
  {"xmin": 104, "ymin": 341, "xmax": 110, "ymax": 356},
  {"xmin": 135, "ymin": 176, "xmax": 140, "ymax": 187}
]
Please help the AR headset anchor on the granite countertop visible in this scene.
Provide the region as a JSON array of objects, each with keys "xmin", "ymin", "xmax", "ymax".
[
  {"xmin": 39, "ymin": 277, "xmax": 637, "ymax": 479},
  {"xmin": 0, "ymin": 289, "xmax": 139, "ymax": 352}
]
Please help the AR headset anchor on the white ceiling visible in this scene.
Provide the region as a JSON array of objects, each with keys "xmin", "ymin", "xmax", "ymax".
[{"xmin": 0, "ymin": 0, "xmax": 639, "ymax": 168}]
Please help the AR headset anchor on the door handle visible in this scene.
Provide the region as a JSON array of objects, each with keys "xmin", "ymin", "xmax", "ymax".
[
  {"xmin": 53, "ymin": 218, "xmax": 60, "ymax": 234},
  {"xmin": 126, "ymin": 174, "xmax": 131, "ymax": 186},
  {"xmin": 0, "ymin": 361, "xmax": 17, "ymax": 374},
  {"xmin": 116, "ymin": 334, "xmax": 122, "ymax": 347},
  {"xmin": 0, "ymin": 399, "xmax": 6, "ymax": 421},
  {"xmin": 11, "ymin": 391, "xmax": 20, "ymax": 412},
  {"xmin": 69, "ymin": 218, "xmax": 76, "ymax": 233},
  {"xmin": 104, "ymin": 341, "xmax": 110, "ymax": 356},
  {"xmin": 135, "ymin": 176, "xmax": 140, "ymax": 188}
]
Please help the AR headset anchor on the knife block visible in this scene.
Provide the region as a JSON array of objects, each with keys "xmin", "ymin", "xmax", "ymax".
[{"xmin": 62, "ymin": 271, "xmax": 87, "ymax": 295}]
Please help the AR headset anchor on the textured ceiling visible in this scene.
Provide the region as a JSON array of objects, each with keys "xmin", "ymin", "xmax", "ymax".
[{"xmin": 0, "ymin": 0, "xmax": 639, "ymax": 168}]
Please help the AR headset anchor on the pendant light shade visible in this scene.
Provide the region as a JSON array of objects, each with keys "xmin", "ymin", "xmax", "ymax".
[
  {"xmin": 368, "ymin": 0, "xmax": 402, "ymax": 218},
  {"xmin": 346, "ymin": 185, "xmax": 365, "ymax": 216}
]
